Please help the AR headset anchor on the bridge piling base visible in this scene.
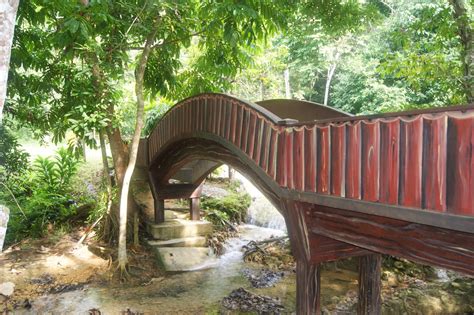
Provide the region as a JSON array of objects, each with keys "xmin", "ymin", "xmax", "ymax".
[
  {"xmin": 189, "ymin": 198, "xmax": 200, "ymax": 220},
  {"xmin": 296, "ymin": 261, "xmax": 321, "ymax": 315},
  {"xmin": 357, "ymin": 254, "xmax": 382, "ymax": 315},
  {"xmin": 154, "ymin": 199, "xmax": 165, "ymax": 224}
]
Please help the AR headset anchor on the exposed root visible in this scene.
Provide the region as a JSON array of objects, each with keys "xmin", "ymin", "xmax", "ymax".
[{"xmin": 115, "ymin": 260, "xmax": 130, "ymax": 283}]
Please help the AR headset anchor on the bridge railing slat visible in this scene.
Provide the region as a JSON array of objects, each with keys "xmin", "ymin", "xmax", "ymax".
[
  {"xmin": 361, "ymin": 122, "xmax": 380, "ymax": 202},
  {"xmin": 345, "ymin": 122, "xmax": 362, "ymax": 199},
  {"xmin": 316, "ymin": 126, "xmax": 331, "ymax": 194},
  {"xmin": 304, "ymin": 127, "xmax": 317, "ymax": 193},
  {"xmin": 293, "ymin": 128, "xmax": 305, "ymax": 191},
  {"xmin": 330, "ymin": 124, "xmax": 346, "ymax": 197},
  {"xmin": 380, "ymin": 119, "xmax": 400, "ymax": 205},
  {"xmin": 446, "ymin": 115, "xmax": 474, "ymax": 215},
  {"xmin": 399, "ymin": 117, "xmax": 423, "ymax": 208},
  {"xmin": 422, "ymin": 115, "xmax": 447, "ymax": 212}
]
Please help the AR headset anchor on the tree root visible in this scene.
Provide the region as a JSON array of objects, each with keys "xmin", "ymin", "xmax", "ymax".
[{"xmin": 115, "ymin": 260, "xmax": 130, "ymax": 282}]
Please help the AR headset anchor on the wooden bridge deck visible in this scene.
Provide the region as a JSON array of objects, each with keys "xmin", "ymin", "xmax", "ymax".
[{"xmin": 138, "ymin": 93, "xmax": 473, "ymax": 314}]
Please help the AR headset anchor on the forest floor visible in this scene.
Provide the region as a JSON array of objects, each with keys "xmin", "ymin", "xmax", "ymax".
[{"xmin": 0, "ymin": 229, "xmax": 163, "ymax": 313}]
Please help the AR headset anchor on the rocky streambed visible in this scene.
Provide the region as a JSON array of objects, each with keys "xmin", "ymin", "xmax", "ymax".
[{"xmin": 1, "ymin": 224, "xmax": 472, "ymax": 314}]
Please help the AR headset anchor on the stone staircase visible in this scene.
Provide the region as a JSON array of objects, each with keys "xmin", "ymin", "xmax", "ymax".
[{"xmin": 147, "ymin": 210, "xmax": 217, "ymax": 271}]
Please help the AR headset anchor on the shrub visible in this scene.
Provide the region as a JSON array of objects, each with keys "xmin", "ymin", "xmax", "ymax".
[
  {"xmin": 202, "ymin": 192, "xmax": 251, "ymax": 226},
  {"xmin": 2, "ymin": 148, "xmax": 81, "ymax": 243},
  {"xmin": 0, "ymin": 125, "xmax": 29, "ymax": 182}
]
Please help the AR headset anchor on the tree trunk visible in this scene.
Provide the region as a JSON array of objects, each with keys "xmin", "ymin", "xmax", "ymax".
[
  {"xmin": 0, "ymin": 0, "xmax": 19, "ymax": 119},
  {"xmin": 449, "ymin": 0, "xmax": 474, "ymax": 103},
  {"xmin": 284, "ymin": 68, "xmax": 291, "ymax": 99},
  {"xmin": 324, "ymin": 64, "xmax": 337, "ymax": 106},
  {"xmin": 117, "ymin": 27, "xmax": 158, "ymax": 273},
  {"xmin": 99, "ymin": 130, "xmax": 114, "ymax": 241},
  {"xmin": 107, "ymin": 126, "xmax": 129, "ymax": 184},
  {"xmin": 260, "ymin": 79, "xmax": 265, "ymax": 101},
  {"xmin": 82, "ymin": 139, "xmax": 87, "ymax": 162},
  {"xmin": 0, "ymin": 0, "xmax": 20, "ymax": 249}
]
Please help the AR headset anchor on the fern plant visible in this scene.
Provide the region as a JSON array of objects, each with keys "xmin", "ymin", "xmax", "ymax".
[
  {"xmin": 32, "ymin": 148, "xmax": 79, "ymax": 193},
  {"xmin": 4, "ymin": 148, "xmax": 81, "ymax": 243}
]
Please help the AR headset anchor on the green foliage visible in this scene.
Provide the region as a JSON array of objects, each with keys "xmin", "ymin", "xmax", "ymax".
[
  {"xmin": 202, "ymin": 192, "xmax": 251, "ymax": 226},
  {"xmin": 233, "ymin": 0, "xmax": 470, "ymax": 114},
  {"xmin": 1, "ymin": 148, "xmax": 80, "ymax": 243},
  {"xmin": 331, "ymin": 57, "xmax": 409, "ymax": 114},
  {"xmin": 376, "ymin": 0, "xmax": 466, "ymax": 107},
  {"xmin": 143, "ymin": 99, "xmax": 173, "ymax": 136},
  {"xmin": 383, "ymin": 256, "xmax": 436, "ymax": 280},
  {"xmin": 7, "ymin": 0, "xmax": 293, "ymax": 160},
  {"xmin": 0, "ymin": 124, "xmax": 29, "ymax": 182}
]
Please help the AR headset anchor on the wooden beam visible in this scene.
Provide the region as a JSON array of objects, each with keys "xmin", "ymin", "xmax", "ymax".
[
  {"xmin": 155, "ymin": 184, "xmax": 199, "ymax": 199},
  {"xmin": 358, "ymin": 254, "xmax": 382, "ymax": 315},
  {"xmin": 305, "ymin": 203, "xmax": 474, "ymax": 276},
  {"xmin": 309, "ymin": 234, "xmax": 370, "ymax": 263}
]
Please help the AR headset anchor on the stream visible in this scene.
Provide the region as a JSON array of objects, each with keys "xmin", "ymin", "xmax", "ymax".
[
  {"xmin": 22, "ymin": 225, "xmax": 299, "ymax": 314},
  {"xmin": 8, "ymin": 172, "xmax": 473, "ymax": 314}
]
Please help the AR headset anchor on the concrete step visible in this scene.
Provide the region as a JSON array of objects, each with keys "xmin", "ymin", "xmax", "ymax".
[
  {"xmin": 153, "ymin": 247, "xmax": 218, "ymax": 271},
  {"xmin": 147, "ymin": 236, "xmax": 207, "ymax": 248},
  {"xmin": 147, "ymin": 219, "xmax": 213, "ymax": 240}
]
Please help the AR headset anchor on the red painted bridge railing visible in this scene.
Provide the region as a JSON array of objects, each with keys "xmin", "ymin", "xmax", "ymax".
[
  {"xmin": 144, "ymin": 94, "xmax": 473, "ymax": 226},
  {"xmin": 140, "ymin": 93, "xmax": 474, "ymax": 314}
]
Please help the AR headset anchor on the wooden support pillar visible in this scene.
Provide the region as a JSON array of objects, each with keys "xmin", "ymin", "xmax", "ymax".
[
  {"xmin": 358, "ymin": 254, "xmax": 382, "ymax": 315},
  {"xmin": 155, "ymin": 199, "xmax": 165, "ymax": 224},
  {"xmin": 189, "ymin": 197, "xmax": 200, "ymax": 220},
  {"xmin": 283, "ymin": 199, "xmax": 321, "ymax": 314},
  {"xmin": 296, "ymin": 260, "xmax": 321, "ymax": 315}
]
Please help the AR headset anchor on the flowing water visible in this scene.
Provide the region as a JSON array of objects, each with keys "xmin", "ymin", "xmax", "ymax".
[
  {"xmin": 235, "ymin": 172, "xmax": 287, "ymax": 231},
  {"xmin": 15, "ymin": 171, "xmax": 471, "ymax": 314},
  {"xmin": 24, "ymin": 225, "xmax": 297, "ymax": 314}
]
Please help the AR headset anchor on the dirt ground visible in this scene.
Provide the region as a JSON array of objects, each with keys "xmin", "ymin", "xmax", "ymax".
[{"xmin": 0, "ymin": 229, "xmax": 163, "ymax": 313}]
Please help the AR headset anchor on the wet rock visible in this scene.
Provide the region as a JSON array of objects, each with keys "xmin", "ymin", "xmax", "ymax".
[
  {"xmin": 242, "ymin": 268, "xmax": 285, "ymax": 288},
  {"xmin": 49, "ymin": 283, "xmax": 84, "ymax": 294},
  {"xmin": 22, "ymin": 299, "xmax": 32, "ymax": 310},
  {"xmin": 222, "ymin": 287, "xmax": 284, "ymax": 314},
  {"xmin": 121, "ymin": 308, "xmax": 144, "ymax": 315},
  {"xmin": 30, "ymin": 274, "xmax": 55, "ymax": 285}
]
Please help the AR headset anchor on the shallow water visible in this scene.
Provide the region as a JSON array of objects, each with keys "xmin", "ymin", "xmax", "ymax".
[{"xmin": 22, "ymin": 225, "xmax": 297, "ymax": 314}]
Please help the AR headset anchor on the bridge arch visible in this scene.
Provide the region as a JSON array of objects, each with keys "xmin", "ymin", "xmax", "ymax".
[
  {"xmin": 148, "ymin": 136, "xmax": 283, "ymax": 210},
  {"xmin": 139, "ymin": 93, "xmax": 474, "ymax": 314}
]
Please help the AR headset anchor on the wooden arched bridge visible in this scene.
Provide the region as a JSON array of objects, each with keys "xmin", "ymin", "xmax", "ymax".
[{"xmin": 136, "ymin": 93, "xmax": 474, "ymax": 314}]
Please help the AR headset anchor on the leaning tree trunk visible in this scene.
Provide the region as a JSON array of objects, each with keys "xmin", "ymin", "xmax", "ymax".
[
  {"xmin": 0, "ymin": 0, "xmax": 19, "ymax": 120},
  {"xmin": 449, "ymin": 0, "xmax": 474, "ymax": 103},
  {"xmin": 117, "ymin": 27, "xmax": 158, "ymax": 274}
]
